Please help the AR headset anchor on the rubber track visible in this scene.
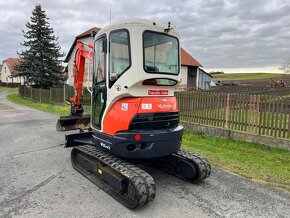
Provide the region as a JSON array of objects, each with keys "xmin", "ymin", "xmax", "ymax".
[
  {"xmin": 158, "ymin": 149, "xmax": 211, "ymax": 182},
  {"xmin": 72, "ymin": 145, "xmax": 156, "ymax": 209},
  {"xmin": 177, "ymin": 149, "xmax": 211, "ymax": 181}
]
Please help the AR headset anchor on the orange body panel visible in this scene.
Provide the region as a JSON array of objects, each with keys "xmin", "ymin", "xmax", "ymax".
[{"xmin": 103, "ymin": 97, "xmax": 178, "ymax": 136}]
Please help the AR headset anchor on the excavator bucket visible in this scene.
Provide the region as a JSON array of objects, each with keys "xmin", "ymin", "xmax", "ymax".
[{"xmin": 56, "ymin": 114, "xmax": 91, "ymax": 132}]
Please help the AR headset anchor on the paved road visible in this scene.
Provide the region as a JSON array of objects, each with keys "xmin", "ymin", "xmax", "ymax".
[{"xmin": 0, "ymin": 91, "xmax": 289, "ymax": 218}]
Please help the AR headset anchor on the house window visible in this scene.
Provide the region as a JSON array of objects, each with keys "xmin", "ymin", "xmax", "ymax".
[
  {"xmin": 4, "ymin": 67, "xmax": 6, "ymax": 74},
  {"xmin": 6, "ymin": 77, "xmax": 8, "ymax": 81}
]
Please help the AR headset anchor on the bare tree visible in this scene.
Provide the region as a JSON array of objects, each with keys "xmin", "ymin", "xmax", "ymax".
[{"xmin": 279, "ymin": 59, "xmax": 290, "ymax": 75}]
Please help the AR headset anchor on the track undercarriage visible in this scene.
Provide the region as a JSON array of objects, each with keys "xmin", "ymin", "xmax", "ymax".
[{"xmin": 71, "ymin": 144, "xmax": 211, "ymax": 209}]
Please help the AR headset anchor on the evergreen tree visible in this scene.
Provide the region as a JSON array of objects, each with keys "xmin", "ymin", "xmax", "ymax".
[{"xmin": 16, "ymin": 4, "xmax": 65, "ymax": 88}]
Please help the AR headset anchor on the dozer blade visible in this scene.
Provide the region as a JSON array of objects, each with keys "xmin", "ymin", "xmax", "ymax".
[{"xmin": 56, "ymin": 114, "xmax": 91, "ymax": 132}]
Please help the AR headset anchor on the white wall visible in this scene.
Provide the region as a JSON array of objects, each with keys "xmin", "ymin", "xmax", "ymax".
[
  {"xmin": 1, "ymin": 62, "xmax": 12, "ymax": 83},
  {"xmin": 178, "ymin": 65, "xmax": 188, "ymax": 89}
]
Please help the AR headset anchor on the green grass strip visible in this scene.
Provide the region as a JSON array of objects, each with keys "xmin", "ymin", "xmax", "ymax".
[
  {"xmin": 212, "ymin": 73, "xmax": 285, "ymax": 81},
  {"xmin": 7, "ymin": 93, "xmax": 71, "ymax": 116},
  {"xmin": 0, "ymin": 86, "xmax": 18, "ymax": 92},
  {"xmin": 182, "ymin": 130, "xmax": 290, "ymax": 191}
]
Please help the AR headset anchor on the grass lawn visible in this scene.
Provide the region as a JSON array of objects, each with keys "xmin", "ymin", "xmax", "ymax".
[
  {"xmin": 7, "ymin": 93, "xmax": 90, "ymax": 116},
  {"xmin": 6, "ymin": 93, "xmax": 290, "ymax": 192},
  {"xmin": 212, "ymin": 73, "xmax": 285, "ymax": 81},
  {"xmin": 0, "ymin": 86, "xmax": 18, "ymax": 92},
  {"xmin": 7, "ymin": 93, "xmax": 72, "ymax": 116},
  {"xmin": 183, "ymin": 131, "xmax": 290, "ymax": 191}
]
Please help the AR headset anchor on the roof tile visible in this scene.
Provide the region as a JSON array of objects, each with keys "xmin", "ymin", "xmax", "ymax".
[{"xmin": 181, "ymin": 48, "xmax": 202, "ymax": 67}]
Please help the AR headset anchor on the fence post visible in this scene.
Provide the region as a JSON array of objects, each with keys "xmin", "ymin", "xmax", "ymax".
[
  {"xmin": 225, "ymin": 93, "xmax": 230, "ymax": 129},
  {"xmin": 63, "ymin": 84, "xmax": 66, "ymax": 103},
  {"xmin": 30, "ymin": 87, "xmax": 32, "ymax": 99},
  {"xmin": 50, "ymin": 87, "xmax": 52, "ymax": 103},
  {"xmin": 258, "ymin": 95, "xmax": 262, "ymax": 135},
  {"xmin": 39, "ymin": 89, "xmax": 42, "ymax": 102}
]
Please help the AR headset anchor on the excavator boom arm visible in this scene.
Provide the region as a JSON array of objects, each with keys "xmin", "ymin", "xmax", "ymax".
[
  {"xmin": 56, "ymin": 40, "xmax": 94, "ymax": 132},
  {"xmin": 69, "ymin": 40, "xmax": 94, "ymax": 116}
]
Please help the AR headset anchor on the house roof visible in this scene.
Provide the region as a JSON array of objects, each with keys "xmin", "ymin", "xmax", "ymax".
[
  {"xmin": 3, "ymin": 58, "xmax": 20, "ymax": 76},
  {"xmin": 199, "ymin": 68, "xmax": 212, "ymax": 78},
  {"xmin": 181, "ymin": 48, "xmax": 202, "ymax": 67},
  {"xmin": 64, "ymin": 27, "xmax": 101, "ymax": 62}
]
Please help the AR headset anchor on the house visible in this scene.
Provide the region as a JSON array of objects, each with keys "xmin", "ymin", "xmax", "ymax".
[
  {"xmin": 65, "ymin": 27, "xmax": 212, "ymax": 90},
  {"xmin": 180, "ymin": 48, "xmax": 212, "ymax": 90},
  {"xmin": 0, "ymin": 64, "xmax": 2, "ymax": 82},
  {"xmin": 0, "ymin": 58, "xmax": 25, "ymax": 84}
]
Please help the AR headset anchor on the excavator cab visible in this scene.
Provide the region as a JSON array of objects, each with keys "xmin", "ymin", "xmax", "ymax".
[
  {"xmin": 91, "ymin": 22, "xmax": 180, "ymax": 131},
  {"xmin": 86, "ymin": 22, "xmax": 183, "ymax": 158},
  {"xmin": 60, "ymin": 19, "xmax": 184, "ymax": 159}
]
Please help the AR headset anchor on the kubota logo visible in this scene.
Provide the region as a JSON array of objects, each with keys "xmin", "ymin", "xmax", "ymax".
[{"xmin": 158, "ymin": 104, "xmax": 173, "ymax": 109}]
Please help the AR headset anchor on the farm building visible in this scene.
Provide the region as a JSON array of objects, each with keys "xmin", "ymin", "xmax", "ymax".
[
  {"xmin": 180, "ymin": 48, "xmax": 212, "ymax": 90},
  {"xmin": 198, "ymin": 69, "xmax": 213, "ymax": 90},
  {"xmin": 65, "ymin": 27, "xmax": 211, "ymax": 90},
  {"xmin": 0, "ymin": 58, "xmax": 24, "ymax": 84}
]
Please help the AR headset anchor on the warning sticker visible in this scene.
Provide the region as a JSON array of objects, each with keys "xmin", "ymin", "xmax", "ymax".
[
  {"xmin": 148, "ymin": 90, "xmax": 168, "ymax": 95},
  {"xmin": 121, "ymin": 103, "xmax": 128, "ymax": 111},
  {"xmin": 142, "ymin": 103, "xmax": 152, "ymax": 110}
]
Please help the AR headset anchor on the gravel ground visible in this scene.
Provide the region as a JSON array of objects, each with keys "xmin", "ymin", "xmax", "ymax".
[{"xmin": 0, "ymin": 91, "xmax": 289, "ymax": 218}]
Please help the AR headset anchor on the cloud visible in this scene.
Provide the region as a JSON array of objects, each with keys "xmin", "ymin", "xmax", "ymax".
[{"xmin": 0, "ymin": 0, "xmax": 289, "ymax": 72}]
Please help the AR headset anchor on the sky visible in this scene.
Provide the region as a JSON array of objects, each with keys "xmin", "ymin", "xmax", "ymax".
[{"xmin": 0, "ymin": 0, "xmax": 290, "ymax": 73}]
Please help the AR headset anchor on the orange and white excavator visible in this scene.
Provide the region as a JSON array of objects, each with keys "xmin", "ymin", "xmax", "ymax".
[{"xmin": 57, "ymin": 19, "xmax": 211, "ymax": 209}]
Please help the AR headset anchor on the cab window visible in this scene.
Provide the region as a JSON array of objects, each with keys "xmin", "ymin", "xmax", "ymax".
[
  {"xmin": 94, "ymin": 36, "xmax": 106, "ymax": 84},
  {"xmin": 143, "ymin": 31, "xmax": 179, "ymax": 75},
  {"xmin": 109, "ymin": 29, "xmax": 131, "ymax": 88}
]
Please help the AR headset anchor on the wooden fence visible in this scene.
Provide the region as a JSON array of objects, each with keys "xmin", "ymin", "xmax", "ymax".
[
  {"xmin": 176, "ymin": 92, "xmax": 290, "ymax": 140},
  {"xmin": 19, "ymin": 85, "xmax": 91, "ymax": 105},
  {"xmin": 18, "ymin": 86, "xmax": 290, "ymax": 140}
]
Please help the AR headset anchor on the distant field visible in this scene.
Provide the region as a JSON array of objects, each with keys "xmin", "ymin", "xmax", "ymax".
[{"xmin": 212, "ymin": 73, "xmax": 285, "ymax": 81}]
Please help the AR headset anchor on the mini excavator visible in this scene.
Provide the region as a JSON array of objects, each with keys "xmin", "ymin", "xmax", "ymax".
[{"xmin": 57, "ymin": 19, "xmax": 211, "ymax": 209}]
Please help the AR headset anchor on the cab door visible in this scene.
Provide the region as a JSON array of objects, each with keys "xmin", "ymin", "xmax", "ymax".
[{"xmin": 92, "ymin": 36, "xmax": 107, "ymax": 129}]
